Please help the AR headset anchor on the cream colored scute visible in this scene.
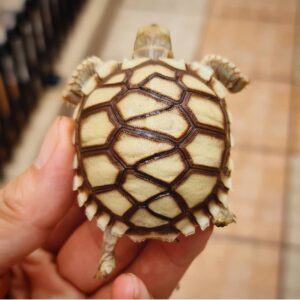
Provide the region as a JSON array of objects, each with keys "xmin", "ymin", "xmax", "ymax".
[
  {"xmin": 96, "ymin": 213, "xmax": 110, "ymax": 231},
  {"xmin": 182, "ymin": 74, "xmax": 215, "ymax": 95},
  {"xmin": 128, "ymin": 108, "xmax": 189, "ymax": 139},
  {"xmin": 190, "ymin": 62, "xmax": 214, "ymax": 82},
  {"xmin": 221, "ymin": 173, "xmax": 232, "ymax": 190},
  {"xmin": 116, "ymin": 92, "xmax": 168, "ymax": 120},
  {"xmin": 175, "ymin": 218, "xmax": 195, "ymax": 236},
  {"xmin": 217, "ymin": 189, "xmax": 229, "ymax": 208},
  {"xmin": 160, "ymin": 58, "xmax": 186, "ymax": 70},
  {"xmin": 85, "ymin": 201, "xmax": 98, "ymax": 221},
  {"xmin": 211, "ymin": 78, "xmax": 227, "ymax": 99},
  {"xmin": 95, "ymin": 60, "xmax": 118, "ymax": 78},
  {"xmin": 80, "ymin": 111, "xmax": 115, "ymax": 146},
  {"xmin": 77, "ymin": 190, "xmax": 88, "ymax": 207},
  {"xmin": 130, "ymin": 209, "xmax": 168, "ymax": 228},
  {"xmin": 105, "ymin": 73, "xmax": 126, "ymax": 84},
  {"xmin": 73, "ymin": 175, "xmax": 83, "ymax": 191},
  {"xmin": 129, "ymin": 232, "xmax": 179, "ymax": 243},
  {"xmin": 187, "ymin": 95, "xmax": 224, "ymax": 129},
  {"xmin": 138, "ymin": 152, "xmax": 185, "ymax": 183},
  {"xmin": 72, "ymin": 104, "xmax": 80, "ymax": 120},
  {"xmin": 81, "ymin": 76, "xmax": 97, "ymax": 95},
  {"xmin": 97, "ymin": 190, "xmax": 132, "ymax": 216},
  {"xmin": 111, "ymin": 221, "xmax": 128, "ymax": 237},
  {"xmin": 193, "ymin": 210, "xmax": 210, "ymax": 231},
  {"xmin": 83, "ymin": 154, "xmax": 119, "ymax": 186},
  {"xmin": 130, "ymin": 65, "xmax": 175, "ymax": 85},
  {"xmin": 122, "ymin": 58, "xmax": 149, "ymax": 70},
  {"xmin": 186, "ymin": 134, "xmax": 224, "ymax": 167},
  {"xmin": 144, "ymin": 77, "xmax": 182, "ymax": 101},
  {"xmin": 149, "ymin": 195, "xmax": 181, "ymax": 218},
  {"xmin": 176, "ymin": 173, "xmax": 217, "ymax": 208},
  {"xmin": 84, "ymin": 86, "xmax": 122, "ymax": 108},
  {"xmin": 123, "ymin": 174, "xmax": 164, "ymax": 202},
  {"xmin": 113, "ymin": 132, "xmax": 173, "ymax": 165}
]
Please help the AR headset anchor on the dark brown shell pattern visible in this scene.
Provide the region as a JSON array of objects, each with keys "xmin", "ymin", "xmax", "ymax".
[{"xmin": 72, "ymin": 58, "xmax": 234, "ymax": 240}]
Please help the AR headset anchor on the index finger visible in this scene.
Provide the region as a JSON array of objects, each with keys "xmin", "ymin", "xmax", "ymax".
[{"xmin": 92, "ymin": 226, "xmax": 213, "ymax": 299}]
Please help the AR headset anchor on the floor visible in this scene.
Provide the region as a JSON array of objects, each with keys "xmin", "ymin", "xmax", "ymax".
[{"xmin": 1, "ymin": 0, "xmax": 300, "ymax": 298}]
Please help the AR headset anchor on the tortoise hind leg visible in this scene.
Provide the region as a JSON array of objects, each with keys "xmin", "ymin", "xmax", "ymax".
[
  {"xmin": 201, "ymin": 54, "xmax": 249, "ymax": 93},
  {"xmin": 96, "ymin": 226, "xmax": 119, "ymax": 278}
]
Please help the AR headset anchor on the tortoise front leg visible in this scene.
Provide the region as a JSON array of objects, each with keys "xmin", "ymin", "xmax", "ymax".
[{"xmin": 201, "ymin": 54, "xmax": 249, "ymax": 93}]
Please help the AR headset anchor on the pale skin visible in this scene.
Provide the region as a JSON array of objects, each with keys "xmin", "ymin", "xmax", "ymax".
[{"xmin": 0, "ymin": 116, "xmax": 213, "ymax": 298}]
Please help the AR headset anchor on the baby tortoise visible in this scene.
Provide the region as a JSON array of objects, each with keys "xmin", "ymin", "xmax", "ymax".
[{"xmin": 63, "ymin": 24, "xmax": 249, "ymax": 278}]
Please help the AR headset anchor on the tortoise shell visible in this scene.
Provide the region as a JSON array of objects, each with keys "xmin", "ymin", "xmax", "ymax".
[{"xmin": 71, "ymin": 57, "xmax": 235, "ymax": 241}]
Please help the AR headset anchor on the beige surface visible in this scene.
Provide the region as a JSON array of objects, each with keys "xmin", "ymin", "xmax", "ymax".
[
  {"xmin": 80, "ymin": 111, "xmax": 115, "ymax": 146},
  {"xmin": 200, "ymin": 19, "xmax": 295, "ymax": 81},
  {"xmin": 128, "ymin": 107, "xmax": 189, "ymax": 138},
  {"xmin": 182, "ymin": 74, "xmax": 215, "ymax": 95},
  {"xmin": 185, "ymin": 134, "xmax": 224, "ymax": 167},
  {"xmin": 290, "ymin": 86, "xmax": 300, "ymax": 153},
  {"xmin": 99, "ymin": 2, "xmax": 208, "ymax": 61},
  {"xmin": 144, "ymin": 77, "xmax": 182, "ymax": 100},
  {"xmin": 122, "ymin": 173, "xmax": 164, "ymax": 202},
  {"xmin": 105, "ymin": 72, "xmax": 126, "ymax": 84},
  {"xmin": 97, "ymin": 190, "xmax": 132, "ymax": 216},
  {"xmin": 227, "ymin": 80, "xmax": 290, "ymax": 151},
  {"xmin": 175, "ymin": 218, "xmax": 195, "ymax": 236},
  {"xmin": 84, "ymin": 86, "xmax": 122, "ymax": 108},
  {"xmin": 130, "ymin": 65, "xmax": 175, "ymax": 85},
  {"xmin": 211, "ymin": 0, "xmax": 297, "ymax": 23},
  {"xmin": 187, "ymin": 95, "xmax": 224, "ymax": 128},
  {"xmin": 113, "ymin": 131, "xmax": 173, "ymax": 165},
  {"xmin": 117, "ymin": 92, "xmax": 168, "ymax": 120},
  {"xmin": 83, "ymin": 154, "xmax": 119, "ymax": 187},
  {"xmin": 96, "ymin": 60, "xmax": 118, "ymax": 79},
  {"xmin": 218, "ymin": 148, "xmax": 286, "ymax": 243},
  {"xmin": 130, "ymin": 208, "xmax": 168, "ymax": 227},
  {"xmin": 172, "ymin": 236, "xmax": 280, "ymax": 298},
  {"xmin": 122, "ymin": 58, "xmax": 149, "ymax": 70},
  {"xmin": 282, "ymin": 246, "xmax": 300, "ymax": 298},
  {"xmin": 176, "ymin": 173, "xmax": 217, "ymax": 208},
  {"xmin": 138, "ymin": 152, "xmax": 185, "ymax": 183},
  {"xmin": 285, "ymin": 155, "xmax": 300, "ymax": 246},
  {"xmin": 149, "ymin": 195, "xmax": 181, "ymax": 218},
  {"xmin": 160, "ymin": 58, "xmax": 186, "ymax": 70}
]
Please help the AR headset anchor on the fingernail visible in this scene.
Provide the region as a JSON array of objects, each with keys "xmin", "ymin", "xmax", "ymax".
[
  {"xmin": 34, "ymin": 117, "xmax": 61, "ymax": 169},
  {"xmin": 127, "ymin": 273, "xmax": 152, "ymax": 299},
  {"xmin": 127, "ymin": 273, "xmax": 139, "ymax": 299}
]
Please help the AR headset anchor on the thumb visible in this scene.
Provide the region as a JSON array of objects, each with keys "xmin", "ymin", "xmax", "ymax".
[
  {"xmin": 112, "ymin": 273, "xmax": 153, "ymax": 299},
  {"xmin": 0, "ymin": 117, "xmax": 75, "ymax": 274}
]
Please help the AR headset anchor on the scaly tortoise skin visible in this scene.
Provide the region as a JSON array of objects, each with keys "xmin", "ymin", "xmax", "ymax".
[{"xmin": 64, "ymin": 24, "xmax": 249, "ymax": 278}]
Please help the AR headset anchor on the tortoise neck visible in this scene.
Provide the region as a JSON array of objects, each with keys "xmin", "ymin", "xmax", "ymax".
[{"xmin": 133, "ymin": 24, "xmax": 174, "ymax": 59}]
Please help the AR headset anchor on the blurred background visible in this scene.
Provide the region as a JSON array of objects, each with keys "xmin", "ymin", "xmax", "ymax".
[{"xmin": 0, "ymin": 0, "xmax": 299, "ymax": 298}]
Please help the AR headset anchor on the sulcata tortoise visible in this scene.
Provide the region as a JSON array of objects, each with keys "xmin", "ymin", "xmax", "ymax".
[{"xmin": 63, "ymin": 24, "xmax": 249, "ymax": 278}]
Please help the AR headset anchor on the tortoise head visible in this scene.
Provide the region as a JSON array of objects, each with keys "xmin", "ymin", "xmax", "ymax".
[{"xmin": 133, "ymin": 24, "xmax": 174, "ymax": 59}]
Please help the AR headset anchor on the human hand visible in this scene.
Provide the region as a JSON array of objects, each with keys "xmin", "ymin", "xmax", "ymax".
[{"xmin": 0, "ymin": 116, "xmax": 213, "ymax": 299}]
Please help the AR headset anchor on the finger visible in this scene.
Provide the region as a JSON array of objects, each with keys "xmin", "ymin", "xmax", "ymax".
[
  {"xmin": 9, "ymin": 265, "xmax": 30, "ymax": 299},
  {"xmin": 44, "ymin": 202, "xmax": 85, "ymax": 254},
  {"xmin": 57, "ymin": 221, "xmax": 143, "ymax": 294},
  {"xmin": 125, "ymin": 226, "xmax": 213, "ymax": 298},
  {"xmin": 91, "ymin": 273, "xmax": 153, "ymax": 299},
  {"xmin": 20, "ymin": 249, "xmax": 84, "ymax": 298},
  {"xmin": 0, "ymin": 273, "xmax": 10, "ymax": 298},
  {"xmin": 0, "ymin": 117, "xmax": 75, "ymax": 274}
]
